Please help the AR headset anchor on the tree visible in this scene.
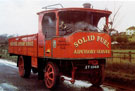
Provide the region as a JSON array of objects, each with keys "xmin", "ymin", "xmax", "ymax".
[
  {"xmin": 116, "ymin": 36, "xmax": 123, "ymax": 43},
  {"xmin": 108, "ymin": 4, "xmax": 122, "ymax": 33},
  {"xmin": 111, "ymin": 35, "xmax": 117, "ymax": 42},
  {"xmin": 116, "ymin": 36, "xmax": 128, "ymax": 44},
  {"xmin": 122, "ymin": 36, "xmax": 128, "ymax": 43}
]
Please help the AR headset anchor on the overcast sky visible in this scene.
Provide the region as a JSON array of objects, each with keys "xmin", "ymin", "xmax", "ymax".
[{"xmin": 0, "ymin": 0, "xmax": 135, "ymax": 35}]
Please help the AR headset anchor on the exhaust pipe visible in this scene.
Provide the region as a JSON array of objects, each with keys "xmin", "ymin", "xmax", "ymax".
[{"xmin": 83, "ymin": 3, "xmax": 91, "ymax": 8}]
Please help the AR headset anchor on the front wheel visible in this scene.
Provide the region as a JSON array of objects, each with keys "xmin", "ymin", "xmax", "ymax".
[
  {"xmin": 90, "ymin": 64, "xmax": 105, "ymax": 86},
  {"xmin": 44, "ymin": 62, "xmax": 59, "ymax": 89}
]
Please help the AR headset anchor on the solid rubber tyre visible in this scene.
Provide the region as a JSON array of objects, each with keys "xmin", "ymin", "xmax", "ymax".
[
  {"xmin": 18, "ymin": 56, "xmax": 31, "ymax": 78},
  {"xmin": 90, "ymin": 64, "xmax": 105, "ymax": 86},
  {"xmin": 44, "ymin": 62, "xmax": 59, "ymax": 89}
]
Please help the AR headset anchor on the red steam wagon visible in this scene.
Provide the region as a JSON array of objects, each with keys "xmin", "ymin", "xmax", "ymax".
[{"xmin": 8, "ymin": 4, "xmax": 112, "ymax": 89}]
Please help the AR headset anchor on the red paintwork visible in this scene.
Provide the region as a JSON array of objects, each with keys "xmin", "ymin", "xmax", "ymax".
[
  {"xmin": 8, "ymin": 7, "xmax": 112, "ymax": 68},
  {"xmin": 18, "ymin": 56, "xmax": 25, "ymax": 77},
  {"xmin": 52, "ymin": 32, "xmax": 111, "ymax": 59},
  {"xmin": 9, "ymin": 34, "xmax": 38, "ymax": 57},
  {"xmin": 44, "ymin": 63, "xmax": 55, "ymax": 88},
  {"xmin": 37, "ymin": 8, "xmax": 111, "ymax": 15},
  {"xmin": 8, "ymin": 7, "xmax": 112, "ymax": 88},
  {"xmin": 8, "ymin": 34, "xmax": 38, "ymax": 67}
]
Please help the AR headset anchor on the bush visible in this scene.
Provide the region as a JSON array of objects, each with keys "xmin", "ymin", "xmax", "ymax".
[{"xmin": 116, "ymin": 36, "xmax": 128, "ymax": 44}]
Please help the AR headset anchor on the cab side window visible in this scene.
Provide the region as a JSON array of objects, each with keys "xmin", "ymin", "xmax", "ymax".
[{"xmin": 42, "ymin": 13, "xmax": 56, "ymax": 39}]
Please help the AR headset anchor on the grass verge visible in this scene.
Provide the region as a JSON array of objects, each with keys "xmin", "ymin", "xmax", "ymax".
[{"xmin": 105, "ymin": 62, "xmax": 135, "ymax": 89}]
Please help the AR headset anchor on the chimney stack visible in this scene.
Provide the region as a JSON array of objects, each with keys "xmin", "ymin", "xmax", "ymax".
[{"xmin": 83, "ymin": 3, "xmax": 91, "ymax": 8}]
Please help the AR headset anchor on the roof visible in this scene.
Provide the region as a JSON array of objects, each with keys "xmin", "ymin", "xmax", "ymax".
[{"xmin": 37, "ymin": 8, "xmax": 112, "ymax": 16}]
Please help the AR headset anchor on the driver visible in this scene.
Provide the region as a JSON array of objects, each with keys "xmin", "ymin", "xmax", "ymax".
[{"xmin": 59, "ymin": 21, "xmax": 67, "ymax": 31}]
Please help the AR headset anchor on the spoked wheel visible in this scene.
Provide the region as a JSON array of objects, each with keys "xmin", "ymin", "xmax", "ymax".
[
  {"xmin": 90, "ymin": 64, "xmax": 105, "ymax": 86},
  {"xmin": 18, "ymin": 56, "xmax": 25, "ymax": 77},
  {"xmin": 18, "ymin": 56, "xmax": 31, "ymax": 78},
  {"xmin": 44, "ymin": 62, "xmax": 59, "ymax": 89}
]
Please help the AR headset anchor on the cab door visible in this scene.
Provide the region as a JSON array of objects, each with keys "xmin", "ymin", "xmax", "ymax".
[{"xmin": 42, "ymin": 12, "xmax": 56, "ymax": 58}]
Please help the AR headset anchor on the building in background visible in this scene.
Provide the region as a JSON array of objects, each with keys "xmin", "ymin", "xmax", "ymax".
[{"xmin": 126, "ymin": 26, "xmax": 135, "ymax": 35}]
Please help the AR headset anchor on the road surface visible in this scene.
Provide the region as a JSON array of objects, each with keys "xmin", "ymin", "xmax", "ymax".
[{"xmin": 0, "ymin": 59, "xmax": 130, "ymax": 91}]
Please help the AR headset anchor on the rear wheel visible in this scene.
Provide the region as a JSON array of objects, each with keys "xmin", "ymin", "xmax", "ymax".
[
  {"xmin": 44, "ymin": 62, "xmax": 59, "ymax": 89},
  {"xmin": 90, "ymin": 64, "xmax": 105, "ymax": 86},
  {"xmin": 18, "ymin": 56, "xmax": 31, "ymax": 78}
]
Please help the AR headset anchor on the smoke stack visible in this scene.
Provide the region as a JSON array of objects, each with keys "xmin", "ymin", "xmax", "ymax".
[{"xmin": 83, "ymin": 3, "xmax": 91, "ymax": 8}]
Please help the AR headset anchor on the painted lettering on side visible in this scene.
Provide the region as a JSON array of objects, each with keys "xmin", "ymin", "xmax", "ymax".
[
  {"xmin": 10, "ymin": 41, "xmax": 33, "ymax": 46},
  {"xmin": 74, "ymin": 50, "xmax": 110, "ymax": 54},
  {"xmin": 96, "ymin": 36, "xmax": 109, "ymax": 48},
  {"xmin": 74, "ymin": 35, "xmax": 95, "ymax": 48},
  {"xmin": 74, "ymin": 35, "xmax": 110, "ymax": 48}
]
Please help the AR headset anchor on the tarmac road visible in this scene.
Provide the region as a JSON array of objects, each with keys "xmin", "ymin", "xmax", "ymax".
[{"xmin": 0, "ymin": 59, "xmax": 130, "ymax": 91}]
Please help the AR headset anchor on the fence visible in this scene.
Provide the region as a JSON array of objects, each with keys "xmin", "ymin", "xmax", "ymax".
[{"xmin": 107, "ymin": 51, "xmax": 135, "ymax": 64}]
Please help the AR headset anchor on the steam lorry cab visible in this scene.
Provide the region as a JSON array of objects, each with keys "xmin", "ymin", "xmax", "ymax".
[{"xmin": 8, "ymin": 4, "xmax": 112, "ymax": 89}]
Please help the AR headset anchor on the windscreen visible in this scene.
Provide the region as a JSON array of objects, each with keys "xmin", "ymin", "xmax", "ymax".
[{"xmin": 59, "ymin": 11, "xmax": 105, "ymax": 36}]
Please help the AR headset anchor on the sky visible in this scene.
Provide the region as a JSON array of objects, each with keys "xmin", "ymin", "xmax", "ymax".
[{"xmin": 0, "ymin": 0, "xmax": 135, "ymax": 35}]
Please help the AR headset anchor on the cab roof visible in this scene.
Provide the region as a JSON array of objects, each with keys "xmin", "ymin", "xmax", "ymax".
[{"xmin": 37, "ymin": 8, "xmax": 112, "ymax": 16}]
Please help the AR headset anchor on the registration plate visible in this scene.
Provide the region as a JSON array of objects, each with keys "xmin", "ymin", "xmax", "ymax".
[{"xmin": 85, "ymin": 65, "xmax": 99, "ymax": 69}]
